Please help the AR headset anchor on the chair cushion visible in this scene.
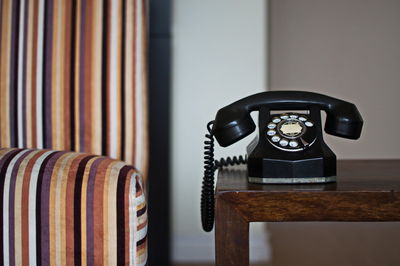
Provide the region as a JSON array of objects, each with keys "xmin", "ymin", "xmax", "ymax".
[{"xmin": 0, "ymin": 148, "xmax": 147, "ymax": 265}]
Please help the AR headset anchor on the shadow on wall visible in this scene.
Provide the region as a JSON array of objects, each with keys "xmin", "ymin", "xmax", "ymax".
[
  {"xmin": 267, "ymin": 222, "xmax": 400, "ymax": 266},
  {"xmin": 268, "ymin": 0, "xmax": 400, "ymax": 265}
]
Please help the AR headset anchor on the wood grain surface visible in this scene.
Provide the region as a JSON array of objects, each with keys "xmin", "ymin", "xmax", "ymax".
[{"xmin": 215, "ymin": 160, "xmax": 400, "ymax": 266}]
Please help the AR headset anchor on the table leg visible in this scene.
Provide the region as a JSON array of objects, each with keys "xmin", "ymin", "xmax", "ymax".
[{"xmin": 215, "ymin": 197, "xmax": 249, "ymax": 266}]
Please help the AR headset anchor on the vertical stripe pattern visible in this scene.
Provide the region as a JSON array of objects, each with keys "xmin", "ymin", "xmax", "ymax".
[
  {"xmin": 0, "ymin": 148, "xmax": 148, "ymax": 265},
  {"xmin": 0, "ymin": 0, "xmax": 149, "ymax": 183}
]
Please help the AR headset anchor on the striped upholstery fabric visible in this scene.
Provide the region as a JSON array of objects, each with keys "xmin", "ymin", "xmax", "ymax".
[
  {"xmin": 0, "ymin": 0, "xmax": 149, "ymax": 178},
  {"xmin": 0, "ymin": 148, "xmax": 147, "ymax": 265},
  {"xmin": 0, "ymin": 0, "xmax": 150, "ymax": 264}
]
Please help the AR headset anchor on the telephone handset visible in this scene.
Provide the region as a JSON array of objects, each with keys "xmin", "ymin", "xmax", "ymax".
[{"xmin": 201, "ymin": 91, "xmax": 363, "ymax": 231}]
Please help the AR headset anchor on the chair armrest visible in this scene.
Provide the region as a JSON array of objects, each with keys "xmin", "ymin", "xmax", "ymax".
[{"xmin": 0, "ymin": 148, "xmax": 147, "ymax": 265}]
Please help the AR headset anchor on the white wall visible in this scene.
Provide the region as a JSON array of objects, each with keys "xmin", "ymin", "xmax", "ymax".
[{"xmin": 171, "ymin": 0, "xmax": 268, "ymax": 262}]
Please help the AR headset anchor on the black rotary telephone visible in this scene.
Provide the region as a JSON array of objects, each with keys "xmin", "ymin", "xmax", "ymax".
[{"xmin": 201, "ymin": 91, "xmax": 363, "ymax": 231}]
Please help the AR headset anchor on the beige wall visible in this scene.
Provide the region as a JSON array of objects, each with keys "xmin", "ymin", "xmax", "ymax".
[
  {"xmin": 269, "ymin": 1, "xmax": 400, "ymax": 265},
  {"xmin": 270, "ymin": 0, "xmax": 400, "ymax": 159}
]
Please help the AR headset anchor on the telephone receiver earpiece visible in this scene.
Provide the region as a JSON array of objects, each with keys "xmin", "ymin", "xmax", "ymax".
[{"xmin": 212, "ymin": 91, "xmax": 363, "ymax": 147}]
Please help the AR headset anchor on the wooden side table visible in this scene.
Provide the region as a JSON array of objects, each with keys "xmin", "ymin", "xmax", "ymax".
[{"xmin": 215, "ymin": 160, "xmax": 400, "ymax": 266}]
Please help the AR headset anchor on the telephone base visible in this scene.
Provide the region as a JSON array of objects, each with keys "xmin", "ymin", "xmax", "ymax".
[{"xmin": 248, "ymin": 176, "xmax": 336, "ymax": 184}]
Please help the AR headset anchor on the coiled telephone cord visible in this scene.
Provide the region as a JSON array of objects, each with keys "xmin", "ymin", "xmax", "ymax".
[{"xmin": 201, "ymin": 121, "xmax": 247, "ymax": 232}]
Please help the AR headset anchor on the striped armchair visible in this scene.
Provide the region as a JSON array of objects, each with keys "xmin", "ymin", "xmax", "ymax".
[{"xmin": 0, "ymin": 0, "xmax": 148, "ymax": 265}]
